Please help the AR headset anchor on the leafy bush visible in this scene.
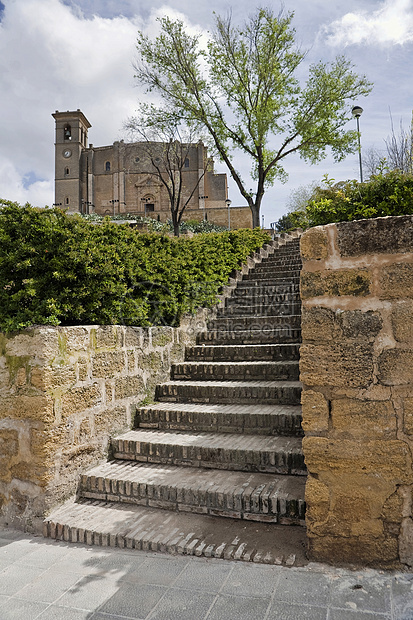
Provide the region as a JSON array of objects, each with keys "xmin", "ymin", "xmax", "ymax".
[
  {"xmin": 0, "ymin": 201, "xmax": 269, "ymax": 332},
  {"xmin": 284, "ymin": 171, "xmax": 413, "ymax": 229}
]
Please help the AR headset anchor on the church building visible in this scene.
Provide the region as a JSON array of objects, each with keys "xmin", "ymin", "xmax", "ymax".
[{"xmin": 52, "ymin": 110, "xmax": 252, "ymax": 229}]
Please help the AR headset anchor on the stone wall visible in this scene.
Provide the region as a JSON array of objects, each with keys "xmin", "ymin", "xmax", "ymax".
[
  {"xmin": 300, "ymin": 215, "xmax": 413, "ymax": 568},
  {"xmin": 0, "ymin": 315, "xmax": 206, "ymax": 532}
]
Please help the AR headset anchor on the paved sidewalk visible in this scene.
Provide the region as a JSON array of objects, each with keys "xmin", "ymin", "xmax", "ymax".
[{"xmin": 0, "ymin": 527, "xmax": 412, "ymax": 620}]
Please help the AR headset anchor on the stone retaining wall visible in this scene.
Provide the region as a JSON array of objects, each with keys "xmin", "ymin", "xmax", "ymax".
[
  {"xmin": 300, "ymin": 215, "xmax": 413, "ymax": 568},
  {"xmin": 0, "ymin": 314, "xmax": 207, "ymax": 532}
]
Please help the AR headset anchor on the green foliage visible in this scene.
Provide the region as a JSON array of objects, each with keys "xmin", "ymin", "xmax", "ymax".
[
  {"xmin": 134, "ymin": 8, "xmax": 372, "ymax": 227},
  {"xmin": 79, "ymin": 213, "xmax": 226, "ymax": 234},
  {"xmin": 284, "ymin": 170, "xmax": 413, "ymax": 229},
  {"xmin": 0, "ymin": 201, "xmax": 269, "ymax": 332}
]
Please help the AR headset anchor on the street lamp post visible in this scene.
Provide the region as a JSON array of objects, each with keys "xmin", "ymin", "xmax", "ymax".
[
  {"xmin": 225, "ymin": 198, "xmax": 232, "ymax": 230},
  {"xmin": 352, "ymin": 105, "xmax": 364, "ymax": 183}
]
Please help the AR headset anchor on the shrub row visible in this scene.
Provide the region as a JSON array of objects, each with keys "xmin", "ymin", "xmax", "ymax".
[
  {"xmin": 0, "ymin": 201, "xmax": 269, "ymax": 332},
  {"xmin": 275, "ymin": 170, "xmax": 413, "ymax": 230}
]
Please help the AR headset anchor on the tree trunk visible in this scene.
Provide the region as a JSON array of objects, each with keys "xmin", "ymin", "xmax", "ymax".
[
  {"xmin": 173, "ymin": 220, "xmax": 180, "ymax": 236},
  {"xmin": 251, "ymin": 203, "xmax": 260, "ymax": 228}
]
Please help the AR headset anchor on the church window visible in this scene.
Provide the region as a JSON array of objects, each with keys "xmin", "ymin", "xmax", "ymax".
[
  {"xmin": 65, "ymin": 167, "xmax": 69, "ymax": 176},
  {"xmin": 64, "ymin": 124, "xmax": 71, "ymax": 140},
  {"xmin": 184, "ymin": 158, "xmax": 189, "ymax": 168},
  {"xmin": 135, "ymin": 157, "xmax": 140, "ymax": 163},
  {"xmin": 105, "ymin": 161, "xmax": 111, "ymax": 172},
  {"xmin": 65, "ymin": 197, "xmax": 70, "ymax": 205}
]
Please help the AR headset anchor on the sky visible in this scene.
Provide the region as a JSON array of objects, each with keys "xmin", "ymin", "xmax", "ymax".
[{"xmin": 0, "ymin": 0, "xmax": 412, "ymax": 225}]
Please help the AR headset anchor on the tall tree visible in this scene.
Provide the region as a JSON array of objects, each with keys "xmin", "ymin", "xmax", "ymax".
[
  {"xmin": 134, "ymin": 7, "xmax": 372, "ymax": 228},
  {"xmin": 125, "ymin": 110, "xmax": 211, "ymax": 236}
]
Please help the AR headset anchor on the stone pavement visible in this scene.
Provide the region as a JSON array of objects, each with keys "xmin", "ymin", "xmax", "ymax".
[{"xmin": 1, "ymin": 526, "xmax": 413, "ymax": 620}]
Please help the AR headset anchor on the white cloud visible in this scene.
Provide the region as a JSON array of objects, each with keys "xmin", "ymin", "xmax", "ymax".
[
  {"xmin": 0, "ymin": 0, "xmax": 144, "ymax": 204},
  {"xmin": 323, "ymin": 0, "xmax": 413, "ymax": 47},
  {"xmin": 0, "ymin": 156, "xmax": 53, "ymax": 207}
]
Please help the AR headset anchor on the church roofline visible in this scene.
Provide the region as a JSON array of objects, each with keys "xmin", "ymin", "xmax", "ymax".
[{"xmin": 52, "ymin": 109, "xmax": 91, "ymax": 129}]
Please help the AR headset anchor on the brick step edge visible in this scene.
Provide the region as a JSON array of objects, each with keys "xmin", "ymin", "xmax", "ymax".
[
  {"xmin": 79, "ymin": 462, "xmax": 306, "ymax": 524},
  {"xmin": 112, "ymin": 430, "xmax": 306, "ymax": 475},
  {"xmin": 185, "ymin": 344, "xmax": 300, "ymax": 362},
  {"xmin": 43, "ymin": 499, "xmax": 307, "ymax": 566},
  {"xmin": 136, "ymin": 403, "xmax": 303, "ymax": 436}
]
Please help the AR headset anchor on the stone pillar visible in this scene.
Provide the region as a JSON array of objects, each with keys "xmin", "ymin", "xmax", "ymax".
[{"xmin": 300, "ymin": 216, "xmax": 413, "ymax": 568}]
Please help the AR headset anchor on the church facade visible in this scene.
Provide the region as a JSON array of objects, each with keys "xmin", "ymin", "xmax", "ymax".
[{"xmin": 52, "ymin": 110, "xmax": 252, "ymax": 229}]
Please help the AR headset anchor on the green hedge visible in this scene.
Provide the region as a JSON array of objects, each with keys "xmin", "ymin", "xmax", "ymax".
[
  {"xmin": 283, "ymin": 171, "xmax": 413, "ymax": 230},
  {"xmin": 0, "ymin": 201, "xmax": 270, "ymax": 332}
]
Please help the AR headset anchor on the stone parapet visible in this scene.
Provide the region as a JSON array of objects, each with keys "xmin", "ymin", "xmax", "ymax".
[
  {"xmin": 0, "ymin": 313, "xmax": 207, "ymax": 531},
  {"xmin": 300, "ymin": 215, "xmax": 413, "ymax": 568}
]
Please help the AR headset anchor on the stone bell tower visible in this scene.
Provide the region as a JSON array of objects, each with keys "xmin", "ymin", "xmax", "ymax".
[{"xmin": 52, "ymin": 109, "xmax": 91, "ymax": 212}]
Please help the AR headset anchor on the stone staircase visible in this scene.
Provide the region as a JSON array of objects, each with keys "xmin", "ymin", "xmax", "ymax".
[{"xmin": 44, "ymin": 233, "xmax": 307, "ymax": 566}]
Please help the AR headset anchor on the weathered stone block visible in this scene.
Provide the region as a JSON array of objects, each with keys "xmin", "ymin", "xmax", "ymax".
[
  {"xmin": 400, "ymin": 517, "xmax": 413, "ymax": 567},
  {"xmin": 380, "ymin": 263, "xmax": 413, "ymax": 299},
  {"xmin": 300, "ymin": 342, "xmax": 374, "ymax": 388},
  {"xmin": 0, "ymin": 429, "xmax": 18, "ymax": 457},
  {"xmin": 301, "ymin": 390, "xmax": 329, "ymax": 433},
  {"xmin": 331, "ymin": 399, "xmax": 397, "ymax": 439},
  {"xmin": 301, "ymin": 269, "xmax": 371, "ymax": 299},
  {"xmin": 301, "ymin": 307, "xmax": 382, "ymax": 343},
  {"xmin": 93, "ymin": 326, "xmax": 122, "ymax": 350},
  {"xmin": 114, "ymin": 376, "xmax": 145, "ymax": 400},
  {"xmin": 378, "ymin": 349, "xmax": 413, "ymax": 386},
  {"xmin": 305, "ymin": 475, "xmax": 330, "ymax": 523},
  {"xmin": 300, "ymin": 227, "xmax": 328, "ymax": 261},
  {"xmin": 77, "ymin": 357, "xmax": 89, "ymax": 382},
  {"xmin": 124, "ymin": 327, "xmax": 143, "ymax": 348},
  {"xmin": 61, "ymin": 384, "xmax": 102, "ymax": 415},
  {"xmin": 382, "ymin": 489, "xmax": 403, "ymax": 524},
  {"xmin": 10, "ymin": 461, "xmax": 49, "ymax": 487},
  {"xmin": 140, "ymin": 352, "xmax": 163, "ymax": 374},
  {"xmin": 337, "ymin": 215, "xmax": 413, "ymax": 257},
  {"xmin": 303, "ymin": 437, "xmax": 412, "ymax": 482},
  {"xmin": 151, "ymin": 327, "xmax": 174, "ymax": 348},
  {"xmin": 63, "ymin": 327, "xmax": 90, "ymax": 353},
  {"xmin": 391, "ymin": 301, "xmax": 413, "ymax": 342},
  {"xmin": 301, "ymin": 307, "xmax": 341, "ymax": 343},
  {"xmin": 0, "ymin": 396, "xmax": 54, "ymax": 422},
  {"xmin": 403, "ymin": 398, "xmax": 413, "ymax": 435},
  {"xmin": 94, "ymin": 406, "xmax": 129, "ymax": 436},
  {"xmin": 30, "ymin": 366, "xmax": 77, "ymax": 391},
  {"xmin": 307, "ymin": 532, "xmax": 399, "ymax": 565},
  {"xmin": 5, "ymin": 328, "xmax": 59, "ymax": 359},
  {"xmin": 92, "ymin": 351, "xmax": 125, "ymax": 378}
]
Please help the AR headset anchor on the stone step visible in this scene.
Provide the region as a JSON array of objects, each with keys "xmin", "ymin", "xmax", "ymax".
[
  {"xmin": 217, "ymin": 303, "xmax": 301, "ymax": 317},
  {"xmin": 263, "ymin": 251, "xmax": 300, "ymax": 262},
  {"xmin": 43, "ymin": 499, "xmax": 307, "ymax": 565},
  {"xmin": 112, "ymin": 429, "xmax": 306, "ymax": 475},
  {"xmin": 235, "ymin": 280, "xmax": 300, "ymax": 292},
  {"xmin": 155, "ymin": 379, "xmax": 302, "ymax": 405},
  {"xmin": 78, "ymin": 461, "xmax": 306, "ymax": 524},
  {"xmin": 135, "ymin": 403, "xmax": 303, "ymax": 436},
  {"xmin": 223, "ymin": 291, "xmax": 300, "ymax": 309},
  {"xmin": 170, "ymin": 360, "xmax": 299, "ymax": 382},
  {"xmin": 185, "ymin": 343, "xmax": 300, "ymax": 362},
  {"xmin": 241, "ymin": 276, "xmax": 301, "ymax": 286},
  {"xmin": 197, "ymin": 328, "xmax": 302, "ymax": 345},
  {"xmin": 244, "ymin": 271, "xmax": 301, "ymax": 282},
  {"xmin": 259, "ymin": 256, "xmax": 302, "ymax": 266},
  {"xmin": 207, "ymin": 315, "xmax": 301, "ymax": 332}
]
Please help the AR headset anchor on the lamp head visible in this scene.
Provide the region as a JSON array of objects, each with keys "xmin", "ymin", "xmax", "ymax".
[{"xmin": 352, "ymin": 105, "xmax": 363, "ymax": 118}]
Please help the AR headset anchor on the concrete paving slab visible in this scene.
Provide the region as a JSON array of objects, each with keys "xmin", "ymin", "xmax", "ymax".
[{"xmin": 0, "ymin": 527, "xmax": 411, "ymax": 620}]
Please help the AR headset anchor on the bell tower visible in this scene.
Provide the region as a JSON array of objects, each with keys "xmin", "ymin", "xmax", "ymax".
[{"xmin": 52, "ymin": 109, "xmax": 91, "ymax": 212}]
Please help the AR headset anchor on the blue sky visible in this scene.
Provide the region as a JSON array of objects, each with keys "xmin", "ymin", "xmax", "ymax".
[{"xmin": 0, "ymin": 0, "xmax": 412, "ymax": 224}]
